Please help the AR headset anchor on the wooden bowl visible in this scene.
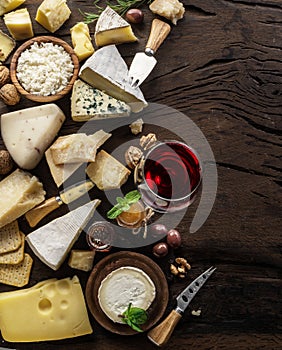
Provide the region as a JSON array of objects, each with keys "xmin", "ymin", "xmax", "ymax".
[
  {"xmin": 10, "ymin": 36, "xmax": 79, "ymax": 103},
  {"xmin": 86, "ymin": 251, "xmax": 169, "ymax": 335}
]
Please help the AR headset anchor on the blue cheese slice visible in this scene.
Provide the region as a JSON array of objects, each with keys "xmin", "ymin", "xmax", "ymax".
[
  {"xmin": 98, "ymin": 266, "xmax": 156, "ymax": 323},
  {"xmin": 26, "ymin": 200, "xmax": 100, "ymax": 270},
  {"xmin": 79, "ymin": 45, "xmax": 147, "ymax": 113},
  {"xmin": 71, "ymin": 79, "xmax": 131, "ymax": 121}
]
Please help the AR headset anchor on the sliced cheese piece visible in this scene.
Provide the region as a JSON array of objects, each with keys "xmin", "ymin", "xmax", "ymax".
[
  {"xmin": 0, "ymin": 276, "xmax": 93, "ymax": 342},
  {"xmin": 70, "ymin": 22, "xmax": 94, "ymax": 62},
  {"xmin": 86, "ymin": 150, "xmax": 131, "ymax": 190},
  {"xmin": 0, "ymin": 29, "xmax": 16, "ymax": 62},
  {"xmin": 4, "ymin": 8, "xmax": 33, "ymax": 40},
  {"xmin": 1, "ymin": 103, "xmax": 66, "ymax": 170},
  {"xmin": 50, "ymin": 130, "xmax": 111, "ymax": 164},
  {"xmin": 98, "ymin": 266, "xmax": 156, "ymax": 323},
  {"xmin": 68, "ymin": 249, "xmax": 95, "ymax": 272},
  {"xmin": 45, "ymin": 148, "xmax": 83, "ymax": 187},
  {"xmin": 0, "ymin": 0, "xmax": 25, "ymax": 16},
  {"xmin": 35, "ymin": 0, "xmax": 71, "ymax": 33},
  {"xmin": 0, "ymin": 169, "xmax": 45, "ymax": 229},
  {"xmin": 26, "ymin": 199, "xmax": 100, "ymax": 270},
  {"xmin": 95, "ymin": 6, "xmax": 138, "ymax": 47},
  {"xmin": 71, "ymin": 79, "xmax": 131, "ymax": 122},
  {"xmin": 79, "ymin": 45, "xmax": 147, "ymax": 113}
]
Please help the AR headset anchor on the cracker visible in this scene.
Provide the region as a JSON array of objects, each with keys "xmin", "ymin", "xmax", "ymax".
[
  {"xmin": 0, "ymin": 253, "xmax": 33, "ymax": 287},
  {"xmin": 0, "ymin": 221, "xmax": 21, "ymax": 254},
  {"xmin": 0, "ymin": 232, "xmax": 25, "ymax": 264}
]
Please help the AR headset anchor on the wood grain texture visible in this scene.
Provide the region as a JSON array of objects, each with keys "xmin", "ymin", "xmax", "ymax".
[{"xmin": 0, "ymin": 0, "xmax": 281, "ymax": 349}]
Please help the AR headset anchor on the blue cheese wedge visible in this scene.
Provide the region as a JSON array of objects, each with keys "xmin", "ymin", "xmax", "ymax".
[
  {"xmin": 98, "ymin": 266, "xmax": 156, "ymax": 323},
  {"xmin": 26, "ymin": 200, "xmax": 100, "ymax": 270},
  {"xmin": 71, "ymin": 79, "xmax": 131, "ymax": 121},
  {"xmin": 79, "ymin": 45, "xmax": 147, "ymax": 113}
]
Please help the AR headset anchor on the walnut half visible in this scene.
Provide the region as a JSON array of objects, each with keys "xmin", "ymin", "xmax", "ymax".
[{"xmin": 125, "ymin": 146, "xmax": 143, "ymax": 169}]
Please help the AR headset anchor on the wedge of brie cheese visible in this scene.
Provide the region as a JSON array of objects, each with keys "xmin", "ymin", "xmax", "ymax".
[
  {"xmin": 95, "ymin": 6, "xmax": 138, "ymax": 47},
  {"xmin": 26, "ymin": 200, "xmax": 100, "ymax": 270},
  {"xmin": 79, "ymin": 45, "xmax": 147, "ymax": 113},
  {"xmin": 98, "ymin": 266, "xmax": 156, "ymax": 323}
]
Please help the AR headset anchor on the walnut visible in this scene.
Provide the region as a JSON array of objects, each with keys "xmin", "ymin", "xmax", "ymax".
[
  {"xmin": 0, "ymin": 150, "xmax": 14, "ymax": 175},
  {"xmin": 130, "ymin": 118, "xmax": 144, "ymax": 135},
  {"xmin": 125, "ymin": 146, "xmax": 143, "ymax": 169},
  {"xmin": 175, "ymin": 257, "xmax": 191, "ymax": 270},
  {"xmin": 0, "ymin": 66, "xmax": 10, "ymax": 87},
  {"xmin": 0, "ymin": 84, "xmax": 20, "ymax": 105},
  {"xmin": 140, "ymin": 133, "xmax": 157, "ymax": 150},
  {"xmin": 170, "ymin": 257, "xmax": 191, "ymax": 278},
  {"xmin": 170, "ymin": 264, "xmax": 178, "ymax": 275}
]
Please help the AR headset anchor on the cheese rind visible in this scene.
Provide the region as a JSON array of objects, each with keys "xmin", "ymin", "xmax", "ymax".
[
  {"xmin": 0, "ymin": 169, "xmax": 45, "ymax": 229},
  {"xmin": 70, "ymin": 22, "xmax": 94, "ymax": 61},
  {"xmin": 0, "ymin": 276, "xmax": 93, "ymax": 342},
  {"xmin": 71, "ymin": 79, "xmax": 131, "ymax": 121},
  {"xmin": 35, "ymin": 0, "xmax": 71, "ymax": 33},
  {"xmin": 0, "ymin": 29, "xmax": 16, "ymax": 62},
  {"xmin": 79, "ymin": 45, "xmax": 147, "ymax": 113},
  {"xmin": 0, "ymin": 0, "xmax": 25, "ymax": 16},
  {"xmin": 26, "ymin": 200, "xmax": 100, "ymax": 270},
  {"xmin": 98, "ymin": 266, "xmax": 156, "ymax": 323},
  {"xmin": 1, "ymin": 103, "xmax": 66, "ymax": 170},
  {"xmin": 4, "ymin": 8, "xmax": 33, "ymax": 40},
  {"xmin": 95, "ymin": 6, "xmax": 138, "ymax": 47}
]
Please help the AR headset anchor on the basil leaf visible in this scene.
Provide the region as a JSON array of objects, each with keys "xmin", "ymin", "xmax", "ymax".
[
  {"xmin": 130, "ymin": 322, "xmax": 144, "ymax": 333},
  {"xmin": 125, "ymin": 190, "xmax": 141, "ymax": 203},
  {"xmin": 107, "ymin": 191, "xmax": 141, "ymax": 219}
]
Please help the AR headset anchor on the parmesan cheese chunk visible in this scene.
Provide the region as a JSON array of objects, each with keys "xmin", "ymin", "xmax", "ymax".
[
  {"xmin": 149, "ymin": 0, "xmax": 185, "ymax": 25},
  {"xmin": 0, "ymin": 0, "xmax": 25, "ymax": 16},
  {"xmin": 4, "ymin": 8, "xmax": 33, "ymax": 40}
]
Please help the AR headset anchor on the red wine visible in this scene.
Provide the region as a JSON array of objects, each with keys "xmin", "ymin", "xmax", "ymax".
[{"xmin": 143, "ymin": 142, "xmax": 201, "ymax": 200}]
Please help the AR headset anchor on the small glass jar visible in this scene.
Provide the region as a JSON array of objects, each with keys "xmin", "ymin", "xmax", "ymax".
[{"xmin": 86, "ymin": 221, "xmax": 115, "ymax": 252}]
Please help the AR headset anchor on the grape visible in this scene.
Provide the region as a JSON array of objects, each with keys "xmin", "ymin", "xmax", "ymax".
[
  {"xmin": 153, "ymin": 242, "xmax": 169, "ymax": 258},
  {"xmin": 150, "ymin": 223, "xmax": 168, "ymax": 238},
  {"xmin": 166, "ymin": 229, "xmax": 182, "ymax": 249}
]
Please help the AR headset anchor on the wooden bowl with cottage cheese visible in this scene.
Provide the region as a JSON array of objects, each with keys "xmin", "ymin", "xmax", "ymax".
[
  {"xmin": 86, "ymin": 251, "xmax": 169, "ymax": 335},
  {"xmin": 10, "ymin": 36, "xmax": 79, "ymax": 103}
]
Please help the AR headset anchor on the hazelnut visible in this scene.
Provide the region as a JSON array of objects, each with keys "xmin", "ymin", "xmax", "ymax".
[
  {"xmin": 0, "ymin": 84, "xmax": 20, "ymax": 105},
  {"xmin": 140, "ymin": 133, "xmax": 157, "ymax": 150},
  {"xmin": 125, "ymin": 9, "xmax": 144, "ymax": 24},
  {"xmin": 0, "ymin": 150, "xmax": 14, "ymax": 175},
  {"xmin": 125, "ymin": 145, "xmax": 143, "ymax": 169},
  {"xmin": 0, "ymin": 66, "xmax": 10, "ymax": 87}
]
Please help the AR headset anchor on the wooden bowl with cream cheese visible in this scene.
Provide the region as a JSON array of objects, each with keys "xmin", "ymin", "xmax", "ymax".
[{"xmin": 10, "ymin": 36, "xmax": 79, "ymax": 103}]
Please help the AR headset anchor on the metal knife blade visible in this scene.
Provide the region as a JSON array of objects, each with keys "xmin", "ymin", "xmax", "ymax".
[
  {"xmin": 128, "ymin": 19, "xmax": 171, "ymax": 88},
  {"xmin": 147, "ymin": 266, "xmax": 216, "ymax": 347},
  {"xmin": 25, "ymin": 180, "xmax": 94, "ymax": 227}
]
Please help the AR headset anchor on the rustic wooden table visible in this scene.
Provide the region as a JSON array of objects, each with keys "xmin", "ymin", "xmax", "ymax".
[{"xmin": 0, "ymin": 0, "xmax": 281, "ymax": 349}]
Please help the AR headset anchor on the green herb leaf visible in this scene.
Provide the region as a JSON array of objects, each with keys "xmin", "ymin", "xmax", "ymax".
[
  {"xmin": 120, "ymin": 303, "xmax": 148, "ymax": 333},
  {"xmin": 106, "ymin": 190, "xmax": 141, "ymax": 219}
]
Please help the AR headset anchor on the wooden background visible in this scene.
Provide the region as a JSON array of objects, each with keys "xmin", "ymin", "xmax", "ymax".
[{"xmin": 0, "ymin": 0, "xmax": 281, "ymax": 349}]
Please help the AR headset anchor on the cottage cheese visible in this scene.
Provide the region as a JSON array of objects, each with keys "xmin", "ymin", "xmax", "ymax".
[{"xmin": 16, "ymin": 42, "xmax": 74, "ymax": 96}]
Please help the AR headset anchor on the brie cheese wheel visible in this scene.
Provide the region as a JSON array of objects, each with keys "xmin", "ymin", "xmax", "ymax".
[{"xmin": 98, "ymin": 266, "xmax": 156, "ymax": 323}]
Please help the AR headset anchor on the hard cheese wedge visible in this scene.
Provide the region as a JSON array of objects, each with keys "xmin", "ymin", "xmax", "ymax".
[
  {"xmin": 0, "ymin": 276, "xmax": 93, "ymax": 342},
  {"xmin": 0, "ymin": 29, "xmax": 15, "ymax": 62},
  {"xmin": 0, "ymin": 169, "xmax": 45, "ymax": 229},
  {"xmin": 1, "ymin": 103, "xmax": 66, "ymax": 170},
  {"xmin": 70, "ymin": 22, "xmax": 94, "ymax": 62},
  {"xmin": 79, "ymin": 45, "xmax": 147, "ymax": 113},
  {"xmin": 4, "ymin": 8, "xmax": 34, "ymax": 40},
  {"xmin": 95, "ymin": 6, "xmax": 138, "ymax": 47},
  {"xmin": 0, "ymin": 0, "xmax": 25, "ymax": 16},
  {"xmin": 26, "ymin": 200, "xmax": 100, "ymax": 270},
  {"xmin": 71, "ymin": 79, "xmax": 131, "ymax": 121},
  {"xmin": 35, "ymin": 0, "xmax": 71, "ymax": 33}
]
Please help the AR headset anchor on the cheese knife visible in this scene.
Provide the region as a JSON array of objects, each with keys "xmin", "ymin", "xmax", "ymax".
[
  {"xmin": 25, "ymin": 180, "xmax": 94, "ymax": 227},
  {"xmin": 128, "ymin": 19, "xmax": 171, "ymax": 88},
  {"xmin": 147, "ymin": 266, "xmax": 216, "ymax": 347}
]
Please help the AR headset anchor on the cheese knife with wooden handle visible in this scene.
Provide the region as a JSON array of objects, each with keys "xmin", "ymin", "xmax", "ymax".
[
  {"xmin": 147, "ymin": 266, "xmax": 216, "ymax": 347},
  {"xmin": 25, "ymin": 180, "xmax": 94, "ymax": 227}
]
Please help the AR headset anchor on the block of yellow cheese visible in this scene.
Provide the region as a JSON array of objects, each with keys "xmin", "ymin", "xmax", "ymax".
[
  {"xmin": 1, "ymin": 103, "xmax": 66, "ymax": 170},
  {"xmin": 4, "ymin": 8, "xmax": 33, "ymax": 40},
  {"xmin": 95, "ymin": 6, "xmax": 138, "ymax": 47},
  {"xmin": 35, "ymin": 0, "xmax": 71, "ymax": 33},
  {"xmin": 0, "ymin": 276, "xmax": 93, "ymax": 342},
  {"xmin": 0, "ymin": 169, "xmax": 45, "ymax": 229},
  {"xmin": 70, "ymin": 22, "xmax": 94, "ymax": 61},
  {"xmin": 0, "ymin": 0, "xmax": 25, "ymax": 16},
  {"xmin": 0, "ymin": 29, "xmax": 16, "ymax": 62}
]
